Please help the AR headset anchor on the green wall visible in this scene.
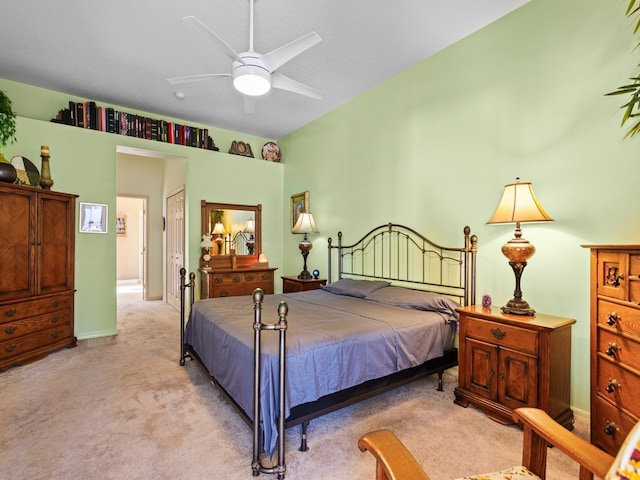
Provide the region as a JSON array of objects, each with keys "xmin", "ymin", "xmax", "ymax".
[
  {"xmin": 279, "ymin": 0, "xmax": 639, "ymax": 413},
  {"xmin": 0, "ymin": 79, "xmax": 284, "ymax": 341}
]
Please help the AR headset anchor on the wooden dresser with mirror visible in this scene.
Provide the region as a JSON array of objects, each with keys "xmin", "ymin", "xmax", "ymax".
[{"xmin": 199, "ymin": 201, "xmax": 276, "ymax": 299}]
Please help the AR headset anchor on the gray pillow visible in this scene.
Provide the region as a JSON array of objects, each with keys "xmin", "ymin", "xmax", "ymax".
[
  {"xmin": 321, "ymin": 278, "xmax": 390, "ymax": 298},
  {"xmin": 365, "ymin": 286, "xmax": 459, "ymax": 316}
]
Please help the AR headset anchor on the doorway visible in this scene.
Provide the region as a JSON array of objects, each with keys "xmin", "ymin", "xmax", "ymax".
[{"xmin": 116, "ymin": 196, "xmax": 148, "ymax": 301}]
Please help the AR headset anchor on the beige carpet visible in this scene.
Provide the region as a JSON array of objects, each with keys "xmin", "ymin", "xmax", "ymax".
[{"xmin": 0, "ymin": 295, "xmax": 588, "ymax": 479}]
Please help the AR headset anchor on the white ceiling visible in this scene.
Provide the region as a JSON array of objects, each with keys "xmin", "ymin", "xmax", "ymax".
[{"xmin": 1, "ymin": 0, "xmax": 528, "ymax": 140}]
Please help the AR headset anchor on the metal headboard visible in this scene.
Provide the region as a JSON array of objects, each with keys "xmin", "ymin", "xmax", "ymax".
[{"xmin": 328, "ymin": 223, "xmax": 478, "ymax": 306}]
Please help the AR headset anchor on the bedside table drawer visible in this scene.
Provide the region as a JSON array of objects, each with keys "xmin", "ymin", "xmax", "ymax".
[{"xmin": 465, "ymin": 317, "xmax": 537, "ymax": 355}]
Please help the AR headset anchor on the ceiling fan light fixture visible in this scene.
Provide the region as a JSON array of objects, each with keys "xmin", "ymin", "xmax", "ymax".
[{"xmin": 233, "ymin": 63, "xmax": 272, "ymax": 96}]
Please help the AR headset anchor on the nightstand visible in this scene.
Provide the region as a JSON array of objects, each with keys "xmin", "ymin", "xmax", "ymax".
[
  {"xmin": 282, "ymin": 276, "xmax": 326, "ymax": 293},
  {"xmin": 454, "ymin": 305, "xmax": 575, "ymax": 430}
]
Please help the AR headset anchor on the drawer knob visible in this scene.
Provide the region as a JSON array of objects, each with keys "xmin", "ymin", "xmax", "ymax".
[
  {"xmin": 604, "ymin": 421, "xmax": 619, "ymax": 436},
  {"xmin": 51, "ymin": 316, "xmax": 61, "ymax": 323},
  {"xmin": 605, "ymin": 378, "xmax": 622, "ymax": 393},
  {"xmin": 607, "ymin": 312, "xmax": 621, "ymax": 326},
  {"xmin": 246, "ymin": 274, "xmax": 255, "ymax": 282},
  {"xmin": 213, "ymin": 276, "xmax": 224, "ymax": 283},
  {"xmin": 4, "ymin": 326, "xmax": 17, "ymax": 335},
  {"xmin": 5, "ymin": 344, "xmax": 16, "ymax": 353},
  {"xmin": 51, "ymin": 331, "xmax": 61, "ymax": 339},
  {"xmin": 51, "ymin": 300, "xmax": 60, "ymax": 307},
  {"xmin": 232, "ymin": 276, "xmax": 241, "ymax": 283},
  {"xmin": 490, "ymin": 327, "xmax": 506, "ymax": 340},
  {"xmin": 605, "ymin": 343, "xmax": 622, "ymax": 357},
  {"xmin": 261, "ymin": 273, "xmax": 270, "ymax": 280},
  {"xmin": 220, "ymin": 290, "xmax": 229, "ymax": 297},
  {"xmin": 5, "ymin": 309, "xmax": 16, "ymax": 317}
]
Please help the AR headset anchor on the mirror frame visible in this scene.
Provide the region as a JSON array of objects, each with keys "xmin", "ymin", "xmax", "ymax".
[{"xmin": 200, "ymin": 201, "xmax": 262, "ymax": 270}]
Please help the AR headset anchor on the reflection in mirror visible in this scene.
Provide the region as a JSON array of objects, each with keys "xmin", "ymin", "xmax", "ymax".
[{"xmin": 201, "ymin": 201, "xmax": 262, "ymax": 269}]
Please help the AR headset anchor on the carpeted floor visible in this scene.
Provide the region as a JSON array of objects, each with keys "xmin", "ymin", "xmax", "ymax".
[{"xmin": 0, "ymin": 295, "xmax": 587, "ymax": 479}]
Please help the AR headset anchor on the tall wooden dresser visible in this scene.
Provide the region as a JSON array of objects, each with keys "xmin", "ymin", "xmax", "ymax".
[
  {"xmin": 0, "ymin": 183, "xmax": 77, "ymax": 371},
  {"xmin": 584, "ymin": 245, "xmax": 640, "ymax": 455}
]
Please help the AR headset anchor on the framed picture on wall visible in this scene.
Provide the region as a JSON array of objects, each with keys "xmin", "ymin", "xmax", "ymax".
[
  {"xmin": 79, "ymin": 202, "xmax": 108, "ymax": 234},
  {"xmin": 116, "ymin": 215, "xmax": 127, "ymax": 236},
  {"xmin": 290, "ymin": 191, "xmax": 309, "ymax": 231}
]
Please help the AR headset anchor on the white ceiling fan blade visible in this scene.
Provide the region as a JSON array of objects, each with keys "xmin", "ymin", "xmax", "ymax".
[
  {"xmin": 244, "ymin": 96, "xmax": 256, "ymax": 114},
  {"xmin": 167, "ymin": 73, "xmax": 230, "ymax": 85},
  {"xmin": 183, "ymin": 16, "xmax": 245, "ymax": 64},
  {"xmin": 272, "ymin": 72, "xmax": 324, "ymax": 100},
  {"xmin": 261, "ymin": 32, "xmax": 321, "ymax": 72}
]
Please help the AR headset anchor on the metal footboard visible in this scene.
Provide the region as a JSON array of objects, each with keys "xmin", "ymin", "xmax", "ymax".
[
  {"xmin": 179, "ymin": 268, "xmax": 289, "ymax": 478},
  {"xmin": 251, "ymin": 289, "xmax": 288, "ymax": 478}
]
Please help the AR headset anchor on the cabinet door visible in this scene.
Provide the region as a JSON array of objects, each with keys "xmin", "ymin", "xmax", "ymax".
[
  {"xmin": 597, "ymin": 252, "xmax": 628, "ymax": 301},
  {"xmin": 498, "ymin": 347, "xmax": 538, "ymax": 410},
  {"xmin": 38, "ymin": 193, "xmax": 75, "ymax": 295},
  {"xmin": 0, "ymin": 187, "xmax": 36, "ymax": 301},
  {"xmin": 465, "ymin": 337, "xmax": 498, "ymax": 400}
]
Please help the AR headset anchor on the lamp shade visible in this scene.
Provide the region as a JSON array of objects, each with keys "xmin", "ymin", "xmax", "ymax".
[
  {"xmin": 487, "ymin": 178, "xmax": 554, "ymax": 225},
  {"xmin": 244, "ymin": 218, "xmax": 255, "ymax": 234},
  {"xmin": 292, "ymin": 212, "xmax": 318, "ymax": 234},
  {"xmin": 212, "ymin": 222, "xmax": 226, "ymax": 235},
  {"xmin": 200, "ymin": 234, "xmax": 214, "ymax": 248}
]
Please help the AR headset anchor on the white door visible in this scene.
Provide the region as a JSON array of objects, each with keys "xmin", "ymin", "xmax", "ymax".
[
  {"xmin": 166, "ymin": 188, "xmax": 185, "ymax": 310},
  {"xmin": 138, "ymin": 205, "xmax": 147, "ymax": 299}
]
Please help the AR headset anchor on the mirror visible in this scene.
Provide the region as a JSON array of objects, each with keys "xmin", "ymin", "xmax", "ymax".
[{"xmin": 200, "ymin": 201, "xmax": 262, "ymax": 269}]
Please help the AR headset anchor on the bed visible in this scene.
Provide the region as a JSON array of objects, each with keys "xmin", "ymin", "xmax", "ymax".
[{"xmin": 179, "ymin": 223, "xmax": 478, "ymax": 478}]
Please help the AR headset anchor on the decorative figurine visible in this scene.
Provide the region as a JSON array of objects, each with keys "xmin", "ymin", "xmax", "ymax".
[{"xmin": 482, "ymin": 294, "xmax": 492, "ymax": 308}]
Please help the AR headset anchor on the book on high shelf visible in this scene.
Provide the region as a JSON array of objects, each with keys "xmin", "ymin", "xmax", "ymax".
[
  {"xmin": 68, "ymin": 101, "xmax": 76, "ymax": 126},
  {"xmin": 76, "ymin": 103, "xmax": 84, "ymax": 128},
  {"xmin": 88, "ymin": 101, "xmax": 97, "ymax": 129}
]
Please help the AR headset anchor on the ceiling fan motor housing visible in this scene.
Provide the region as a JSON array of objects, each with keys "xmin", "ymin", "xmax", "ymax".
[{"xmin": 232, "ymin": 54, "xmax": 272, "ymax": 96}]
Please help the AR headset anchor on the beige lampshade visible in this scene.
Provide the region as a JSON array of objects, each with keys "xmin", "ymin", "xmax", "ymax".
[
  {"xmin": 487, "ymin": 178, "xmax": 554, "ymax": 225},
  {"xmin": 200, "ymin": 234, "xmax": 214, "ymax": 248},
  {"xmin": 292, "ymin": 212, "xmax": 319, "ymax": 234},
  {"xmin": 244, "ymin": 218, "xmax": 255, "ymax": 234},
  {"xmin": 212, "ymin": 222, "xmax": 226, "ymax": 235}
]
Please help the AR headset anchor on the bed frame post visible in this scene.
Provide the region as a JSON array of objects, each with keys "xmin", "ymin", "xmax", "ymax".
[
  {"xmin": 179, "ymin": 267, "xmax": 195, "ymax": 366},
  {"xmin": 462, "ymin": 227, "xmax": 478, "ymax": 306},
  {"xmin": 252, "ymin": 288, "xmax": 289, "ymax": 479}
]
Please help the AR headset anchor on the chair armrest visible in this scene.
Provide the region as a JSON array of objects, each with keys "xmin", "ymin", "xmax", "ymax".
[
  {"xmin": 358, "ymin": 429, "xmax": 431, "ymax": 480},
  {"xmin": 513, "ymin": 408, "xmax": 613, "ymax": 479}
]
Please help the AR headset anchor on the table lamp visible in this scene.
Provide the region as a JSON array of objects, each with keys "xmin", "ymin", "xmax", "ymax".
[
  {"xmin": 200, "ymin": 234, "xmax": 214, "ymax": 268},
  {"xmin": 487, "ymin": 177, "xmax": 553, "ymax": 315},
  {"xmin": 292, "ymin": 211, "xmax": 318, "ymax": 279},
  {"xmin": 244, "ymin": 217, "xmax": 255, "ymax": 255},
  {"xmin": 212, "ymin": 222, "xmax": 226, "ymax": 255}
]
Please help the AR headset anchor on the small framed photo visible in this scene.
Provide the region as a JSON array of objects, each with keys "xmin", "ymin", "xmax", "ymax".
[
  {"xmin": 116, "ymin": 215, "xmax": 127, "ymax": 236},
  {"xmin": 79, "ymin": 202, "xmax": 108, "ymax": 234},
  {"xmin": 290, "ymin": 191, "xmax": 309, "ymax": 231}
]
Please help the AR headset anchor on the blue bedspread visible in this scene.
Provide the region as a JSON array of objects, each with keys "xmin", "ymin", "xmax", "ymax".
[{"xmin": 184, "ymin": 289, "xmax": 457, "ymax": 455}]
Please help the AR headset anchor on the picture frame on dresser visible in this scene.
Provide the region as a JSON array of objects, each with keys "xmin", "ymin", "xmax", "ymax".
[
  {"xmin": 79, "ymin": 202, "xmax": 108, "ymax": 233},
  {"xmin": 290, "ymin": 191, "xmax": 309, "ymax": 231}
]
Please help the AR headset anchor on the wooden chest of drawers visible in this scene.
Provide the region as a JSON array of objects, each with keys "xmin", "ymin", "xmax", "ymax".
[
  {"xmin": 584, "ymin": 245, "xmax": 640, "ymax": 455},
  {"xmin": 200, "ymin": 267, "xmax": 277, "ymax": 298},
  {"xmin": 454, "ymin": 305, "xmax": 575, "ymax": 429},
  {"xmin": 0, "ymin": 184, "xmax": 76, "ymax": 372},
  {"xmin": 0, "ymin": 292, "xmax": 74, "ymax": 370}
]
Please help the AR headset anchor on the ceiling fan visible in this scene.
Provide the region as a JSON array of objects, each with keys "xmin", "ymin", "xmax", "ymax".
[{"xmin": 167, "ymin": 0, "xmax": 323, "ymax": 113}]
